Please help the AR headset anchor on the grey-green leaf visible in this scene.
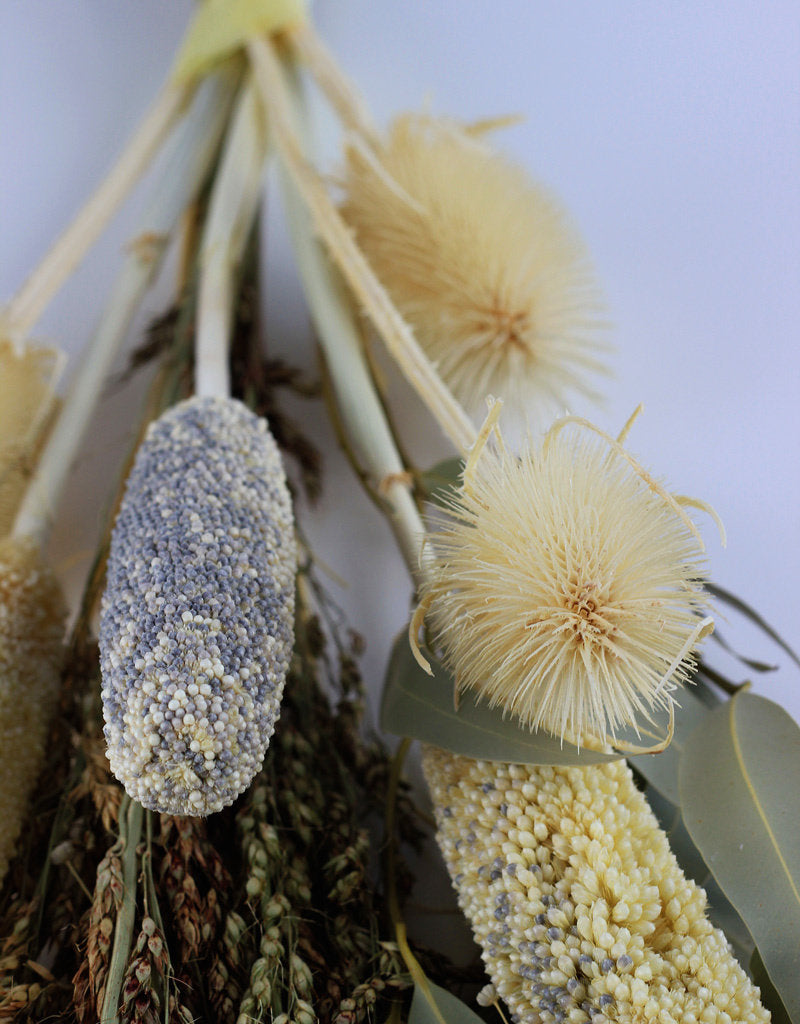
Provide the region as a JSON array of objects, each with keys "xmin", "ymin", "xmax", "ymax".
[
  {"xmin": 418, "ymin": 457, "xmax": 463, "ymax": 508},
  {"xmin": 691, "ymin": 670, "xmax": 726, "ymax": 707},
  {"xmin": 705, "ymin": 582, "xmax": 800, "ymax": 670},
  {"xmin": 704, "ymin": 874, "xmax": 756, "ymax": 969},
  {"xmin": 710, "ymin": 627, "xmax": 777, "ymax": 673},
  {"xmin": 643, "ymin": 784, "xmax": 755, "ymax": 965},
  {"xmin": 644, "ymin": 786, "xmax": 710, "ymax": 885},
  {"xmin": 629, "ymin": 686, "xmax": 713, "ymax": 804},
  {"xmin": 679, "ymin": 692, "xmax": 800, "ymax": 1019},
  {"xmin": 409, "ymin": 979, "xmax": 485, "ymax": 1024},
  {"xmin": 380, "ymin": 633, "xmax": 621, "ymax": 766},
  {"xmin": 750, "ymin": 947, "xmax": 792, "ymax": 1024}
]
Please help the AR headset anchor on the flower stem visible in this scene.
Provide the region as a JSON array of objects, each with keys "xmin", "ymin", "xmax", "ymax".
[
  {"xmin": 248, "ymin": 33, "xmax": 477, "ymax": 457},
  {"xmin": 12, "ymin": 72, "xmax": 236, "ymax": 549},
  {"xmin": 287, "ymin": 20, "xmax": 379, "ymax": 145},
  {"xmin": 269, "ymin": 52, "xmax": 428, "ymax": 577},
  {"xmin": 1, "ymin": 79, "xmax": 193, "ymax": 351},
  {"xmin": 100, "ymin": 795, "xmax": 143, "ymax": 1024},
  {"xmin": 195, "ymin": 76, "xmax": 269, "ymax": 399}
]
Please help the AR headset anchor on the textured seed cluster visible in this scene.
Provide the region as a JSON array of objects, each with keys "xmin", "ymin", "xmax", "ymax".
[
  {"xmin": 423, "ymin": 748, "xmax": 769, "ymax": 1024},
  {"xmin": 0, "ymin": 537, "xmax": 66, "ymax": 881},
  {"xmin": 100, "ymin": 396, "xmax": 295, "ymax": 816},
  {"xmin": 0, "ymin": 338, "xmax": 61, "ymax": 536}
]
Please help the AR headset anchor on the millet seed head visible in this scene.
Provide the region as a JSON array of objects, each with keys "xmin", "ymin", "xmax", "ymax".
[
  {"xmin": 100, "ymin": 396, "xmax": 295, "ymax": 815},
  {"xmin": 0, "ymin": 536, "xmax": 66, "ymax": 881}
]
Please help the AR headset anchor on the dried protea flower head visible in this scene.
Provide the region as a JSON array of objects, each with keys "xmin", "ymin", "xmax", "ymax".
[
  {"xmin": 100, "ymin": 396, "xmax": 296, "ymax": 816},
  {"xmin": 415, "ymin": 403, "xmax": 722, "ymax": 748},
  {"xmin": 423, "ymin": 748, "xmax": 769, "ymax": 1024},
  {"xmin": 0, "ymin": 536, "xmax": 66, "ymax": 882},
  {"xmin": 340, "ymin": 113, "xmax": 608, "ymax": 421}
]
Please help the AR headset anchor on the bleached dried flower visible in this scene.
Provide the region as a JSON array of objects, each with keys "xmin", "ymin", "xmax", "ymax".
[
  {"xmin": 0, "ymin": 537, "xmax": 66, "ymax": 881},
  {"xmin": 423, "ymin": 747, "xmax": 769, "ymax": 1024},
  {"xmin": 418, "ymin": 408, "xmax": 718, "ymax": 746},
  {"xmin": 0, "ymin": 340, "xmax": 62, "ymax": 536},
  {"xmin": 100, "ymin": 396, "xmax": 296, "ymax": 816},
  {"xmin": 341, "ymin": 114, "xmax": 607, "ymax": 420}
]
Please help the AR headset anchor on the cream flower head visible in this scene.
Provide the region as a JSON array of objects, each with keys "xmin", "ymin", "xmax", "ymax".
[
  {"xmin": 341, "ymin": 114, "xmax": 609, "ymax": 422},
  {"xmin": 415, "ymin": 404, "xmax": 722, "ymax": 747}
]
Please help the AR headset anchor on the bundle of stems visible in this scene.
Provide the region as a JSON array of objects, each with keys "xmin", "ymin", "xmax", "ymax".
[
  {"xmin": 0, "ymin": 174, "xmax": 454, "ymax": 1024},
  {"xmin": 1, "ymin": 8, "xmax": 796, "ymax": 1024}
]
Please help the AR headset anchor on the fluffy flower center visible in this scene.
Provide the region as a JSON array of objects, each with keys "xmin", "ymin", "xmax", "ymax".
[
  {"xmin": 476, "ymin": 303, "xmax": 531, "ymax": 354},
  {"xmin": 422, "ymin": 416, "xmax": 716, "ymax": 745},
  {"xmin": 559, "ymin": 577, "xmax": 615, "ymax": 644}
]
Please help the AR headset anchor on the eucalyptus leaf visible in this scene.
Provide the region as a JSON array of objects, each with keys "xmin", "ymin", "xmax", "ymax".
[
  {"xmin": 679, "ymin": 692, "xmax": 800, "ymax": 1019},
  {"xmin": 705, "ymin": 582, "xmax": 800, "ymax": 670},
  {"xmin": 644, "ymin": 786, "xmax": 709, "ymax": 884},
  {"xmin": 418, "ymin": 457, "xmax": 463, "ymax": 507},
  {"xmin": 709, "ymin": 626, "xmax": 777, "ymax": 673},
  {"xmin": 380, "ymin": 633, "xmax": 620, "ymax": 766},
  {"xmin": 628, "ymin": 686, "xmax": 712, "ymax": 804},
  {"xmin": 643, "ymin": 785, "xmax": 755, "ymax": 965},
  {"xmin": 690, "ymin": 669, "xmax": 726, "ymax": 707},
  {"xmin": 750, "ymin": 947, "xmax": 792, "ymax": 1024},
  {"xmin": 704, "ymin": 875, "xmax": 755, "ymax": 970},
  {"xmin": 409, "ymin": 979, "xmax": 485, "ymax": 1024}
]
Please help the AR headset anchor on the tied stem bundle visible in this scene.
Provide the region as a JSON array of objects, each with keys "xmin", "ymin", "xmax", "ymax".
[
  {"xmin": 257, "ymin": 20, "xmax": 770, "ymax": 1024},
  {"xmin": 1, "ymin": 7, "xmax": 788, "ymax": 1024},
  {"xmin": 99, "ymin": 73, "xmax": 296, "ymax": 818},
  {"xmin": 0, "ymin": 71, "xmax": 236, "ymax": 886}
]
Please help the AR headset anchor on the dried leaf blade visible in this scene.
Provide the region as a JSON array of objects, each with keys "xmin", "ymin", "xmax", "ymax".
[
  {"xmin": 409, "ymin": 978, "xmax": 484, "ymax": 1024},
  {"xmin": 417, "ymin": 457, "xmax": 463, "ymax": 507},
  {"xmin": 629, "ymin": 686, "xmax": 712, "ymax": 804},
  {"xmin": 705, "ymin": 582, "xmax": 800, "ymax": 670},
  {"xmin": 380, "ymin": 633, "xmax": 619, "ymax": 766},
  {"xmin": 750, "ymin": 947, "xmax": 792, "ymax": 1024},
  {"xmin": 679, "ymin": 692, "xmax": 800, "ymax": 1019}
]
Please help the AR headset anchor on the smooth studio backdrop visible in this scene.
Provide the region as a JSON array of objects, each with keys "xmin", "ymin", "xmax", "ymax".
[{"xmin": 2, "ymin": 3, "xmax": 798, "ymax": 738}]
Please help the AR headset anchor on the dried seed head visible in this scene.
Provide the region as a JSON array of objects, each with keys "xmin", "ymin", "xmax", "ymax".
[
  {"xmin": 420, "ymin": 412, "xmax": 716, "ymax": 746},
  {"xmin": 0, "ymin": 536, "xmax": 66, "ymax": 882},
  {"xmin": 100, "ymin": 396, "xmax": 295, "ymax": 815},
  {"xmin": 341, "ymin": 114, "xmax": 608, "ymax": 421},
  {"xmin": 0, "ymin": 340, "xmax": 62, "ymax": 535},
  {"xmin": 423, "ymin": 748, "xmax": 769, "ymax": 1024}
]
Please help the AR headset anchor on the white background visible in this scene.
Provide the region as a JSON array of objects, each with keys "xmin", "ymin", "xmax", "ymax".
[{"xmin": 2, "ymin": 1, "xmax": 799, "ymax": 742}]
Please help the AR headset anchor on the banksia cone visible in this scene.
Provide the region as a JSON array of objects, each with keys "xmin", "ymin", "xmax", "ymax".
[
  {"xmin": 341, "ymin": 114, "xmax": 607, "ymax": 420},
  {"xmin": 100, "ymin": 396, "xmax": 295, "ymax": 815},
  {"xmin": 0, "ymin": 536, "xmax": 66, "ymax": 882},
  {"xmin": 0, "ymin": 340, "xmax": 61, "ymax": 536},
  {"xmin": 423, "ymin": 748, "xmax": 769, "ymax": 1024}
]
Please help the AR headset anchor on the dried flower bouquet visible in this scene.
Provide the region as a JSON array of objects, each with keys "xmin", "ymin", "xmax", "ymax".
[{"xmin": 1, "ymin": 4, "xmax": 798, "ymax": 1024}]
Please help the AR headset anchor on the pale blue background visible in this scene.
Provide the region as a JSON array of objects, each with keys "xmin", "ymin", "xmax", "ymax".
[{"xmin": 2, "ymin": 2, "xmax": 798, "ymax": 728}]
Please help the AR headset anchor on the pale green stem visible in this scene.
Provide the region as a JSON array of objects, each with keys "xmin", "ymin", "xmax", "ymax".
[
  {"xmin": 287, "ymin": 20, "xmax": 379, "ymax": 146},
  {"xmin": 12, "ymin": 72, "xmax": 237, "ymax": 548},
  {"xmin": 1, "ymin": 79, "xmax": 193, "ymax": 352},
  {"xmin": 100, "ymin": 795, "xmax": 143, "ymax": 1024},
  {"xmin": 247, "ymin": 34, "xmax": 477, "ymax": 458},
  {"xmin": 272, "ymin": 55, "xmax": 428, "ymax": 578},
  {"xmin": 195, "ymin": 75, "xmax": 270, "ymax": 399}
]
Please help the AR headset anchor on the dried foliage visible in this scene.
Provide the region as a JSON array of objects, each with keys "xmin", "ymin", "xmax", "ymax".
[{"xmin": 0, "ymin": 291, "xmax": 436, "ymax": 1022}]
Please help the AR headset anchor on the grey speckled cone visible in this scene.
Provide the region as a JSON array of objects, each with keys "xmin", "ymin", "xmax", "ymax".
[{"xmin": 100, "ymin": 396, "xmax": 295, "ymax": 815}]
